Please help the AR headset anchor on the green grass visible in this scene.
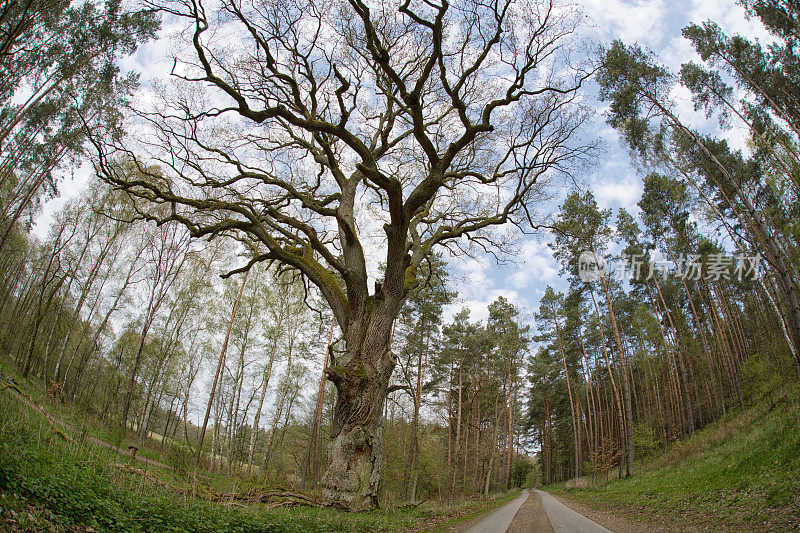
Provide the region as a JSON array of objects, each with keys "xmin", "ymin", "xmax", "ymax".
[
  {"xmin": 0, "ymin": 360, "xmax": 230, "ymax": 493},
  {"xmin": 0, "ymin": 379, "xmax": 516, "ymax": 532},
  {"xmin": 550, "ymin": 395, "xmax": 800, "ymax": 531}
]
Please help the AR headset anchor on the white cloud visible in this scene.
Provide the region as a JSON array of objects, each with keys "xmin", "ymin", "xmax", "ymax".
[
  {"xmin": 577, "ymin": 0, "xmax": 668, "ymax": 47},
  {"xmin": 508, "ymin": 241, "xmax": 558, "ymax": 289},
  {"xmin": 448, "ymin": 256, "xmax": 492, "ymax": 305},
  {"xmin": 457, "ymin": 289, "xmax": 524, "ymax": 323},
  {"xmin": 660, "ymin": 33, "xmax": 699, "ymax": 71},
  {"xmin": 687, "ymin": 0, "xmax": 773, "ymax": 44},
  {"xmin": 593, "ymin": 164, "xmax": 643, "ymax": 210}
]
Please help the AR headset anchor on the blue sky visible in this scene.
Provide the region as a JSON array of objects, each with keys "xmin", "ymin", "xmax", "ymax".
[{"xmin": 35, "ymin": 0, "xmax": 768, "ymax": 328}]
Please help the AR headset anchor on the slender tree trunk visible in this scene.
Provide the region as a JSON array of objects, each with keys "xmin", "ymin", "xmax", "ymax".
[
  {"xmin": 552, "ymin": 304, "xmax": 580, "ymax": 478},
  {"xmin": 578, "ymin": 329, "xmax": 599, "ymax": 458},
  {"xmin": 505, "ymin": 359, "xmax": 515, "ymax": 488},
  {"xmin": 53, "ymin": 228, "xmax": 116, "ymax": 385},
  {"xmin": 446, "ymin": 363, "xmax": 453, "ymax": 471},
  {"xmin": 247, "ymin": 339, "xmax": 278, "ymax": 473},
  {"xmin": 598, "ymin": 275, "xmax": 635, "ymax": 476},
  {"xmin": 652, "ymin": 278, "xmax": 695, "ymax": 432},
  {"xmin": 543, "ymin": 395, "xmax": 552, "ymax": 484},
  {"xmin": 162, "ymin": 396, "xmax": 177, "ymax": 450},
  {"xmin": 196, "ymin": 270, "xmax": 249, "ymax": 466},
  {"xmin": 760, "ymin": 276, "xmax": 798, "ymax": 363},
  {"xmin": 302, "ymin": 320, "xmax": 334, "ymax": 488},
  {"xmin": 588, "ymin": 289, "xmax": 627, "ymax": 474},
  {"xmin": 262, "ymin": 319, "xmax": 298, "ymax": 475},
  {"xmin": 450, "ymin": 361, "xmax": 463, "ymax": 495},
  {"xmin": 403, "ymin": 311, "xmax": 426, "ymax": 500}
]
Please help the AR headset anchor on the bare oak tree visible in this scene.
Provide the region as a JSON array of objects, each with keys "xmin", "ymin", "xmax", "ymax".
[{"xmin": 92, "ymin": 0, "xmax": 592, "ymax": 509}]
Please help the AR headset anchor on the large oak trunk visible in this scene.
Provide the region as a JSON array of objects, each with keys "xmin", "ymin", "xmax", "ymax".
[{"xmin": 320, "ymin": 301, "xmax": 398, "ymax": 510}]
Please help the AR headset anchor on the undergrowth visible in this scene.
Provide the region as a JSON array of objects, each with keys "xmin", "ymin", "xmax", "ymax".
[{"xmin": 0, "ymin": 383, "xmax": 516, "ymax": 532}]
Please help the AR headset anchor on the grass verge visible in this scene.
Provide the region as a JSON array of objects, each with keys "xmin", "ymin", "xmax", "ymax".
[{"xmin": 549, "ymin": 397, "xmax": 800, "ymax": 531}]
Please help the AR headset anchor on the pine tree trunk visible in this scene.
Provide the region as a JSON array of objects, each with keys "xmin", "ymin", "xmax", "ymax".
[
  {"xmin": 450, "ymin": 362, "xmax": 463, "ymax": 495},
  {"xmin": 403, "ymin": 311, "xmax": 426, "ymax": 500},
  {"xmin": 589, "ymin": 288, "xmax": 628, "ymax": 475},
  {"xmin": 505, "ymin": 362, "xmax": 514, "ymax": 488},
  {"xmin": 599, "ymin": 276, "xmax": 635, "ymax": 477},
  {"xmin": 552, "ymin": 303, "xmax": 581, "ymax": 478}
]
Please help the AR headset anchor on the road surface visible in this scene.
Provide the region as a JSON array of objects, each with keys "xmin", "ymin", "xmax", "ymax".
[
  {"xmin": 463, "ymin": 489, "xmax": 530, "ymax": 533},
  {"xmin": 462, "ymin": 488, "xmax": 614, "ymax": 533},
  {"xmin": 536, "ymin": 489, "xmax": 612, "ymax": 532}
]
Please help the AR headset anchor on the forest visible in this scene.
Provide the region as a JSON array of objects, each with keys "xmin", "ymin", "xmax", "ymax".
[{"xmin": 1, "ymin": 0, "xmax": 799, "ymax": 531}]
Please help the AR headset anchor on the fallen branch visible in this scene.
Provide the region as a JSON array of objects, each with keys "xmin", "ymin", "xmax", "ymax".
[
  {"xmin": 111, "ymin": 463, "xmax": 181, "ymax": 492},
  {"xmin": 395, "ymin": 499, "xmax": 428, "ymax": 509},
  {"xmin": 210, "ymin": 489, "xmax": 323, "ymax": 508}
]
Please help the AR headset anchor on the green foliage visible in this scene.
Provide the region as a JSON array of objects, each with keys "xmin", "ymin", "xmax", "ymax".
[
  {"xmin": 510, "ymin": 457, "xmax": 534, "ymax": 488},
  {"xmin": 524, "ymin": 465, "xmax": 541, "ymax": 489},
  {"xmin": 631, "ymin": 422, "xmax": 660, "ymax": 458},
  {"xmin": 0, "ymin": 391, "xmax": 293, "ymax": 532},
  {"xmin": 741, "ymin": 354, "xmax": 781, "ymax": 408},
  {"xmin": 168, "ymin": 443, "xmax": 194, "ymax": 476},
  {"xmin": 550, "ymin": 190, "xmax": 613, "ymax": 280},
  {"xmin": 597, "ymin": 40, "xmax": 672, "ymax": 158},
  {"xmin": 0, "ymin": 0, "xmax": 160, "ymax": 237}
]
